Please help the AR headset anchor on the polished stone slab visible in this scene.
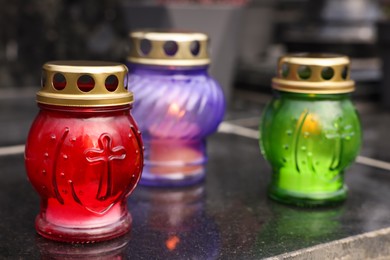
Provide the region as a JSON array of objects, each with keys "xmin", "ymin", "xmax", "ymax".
[
  {"xmin": 2, "ymin": 89, "xmax": 390, "ymax": 258},
  {"xmin": 2, "ymin": 132, "xmax": 390, "ymax": 258}
]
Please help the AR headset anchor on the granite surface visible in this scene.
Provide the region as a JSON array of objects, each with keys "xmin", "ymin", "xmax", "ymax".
[
  {"xmin": 2, "ymin": 90, "xmax": 390, "ymax": 259},
  {"xmin": 2, "ymin": 136, "xmax": 390, "ymax": 259}
]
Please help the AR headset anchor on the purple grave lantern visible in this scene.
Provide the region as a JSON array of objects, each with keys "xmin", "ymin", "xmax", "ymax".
[{"xmin": 127, "ymin": 31, "xmax": 225, "ymax": 186}]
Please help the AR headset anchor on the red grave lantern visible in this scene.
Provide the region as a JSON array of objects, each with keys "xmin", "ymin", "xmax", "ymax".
[{"xmin": 25, "ymin": 61, "xmax": 144, "ymax": 243}]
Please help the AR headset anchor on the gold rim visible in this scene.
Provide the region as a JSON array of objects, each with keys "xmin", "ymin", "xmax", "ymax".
[
  {"xmin": 272, "ymin": 53, "xmax": 355, "ymax": 94},
  {"xmin": 128, "ymin": 30, "xmax": 210, "ymax": 66},
  {"xmin": 37, "ymin": 61, "xmax": 133, "ymax": 107}
]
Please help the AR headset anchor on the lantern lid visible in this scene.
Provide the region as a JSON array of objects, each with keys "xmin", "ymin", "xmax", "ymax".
[
  {"xmin": 272, "ymin": 53, "xmax": 355, "ymax": 94},
  {"xmin": 37, "ymin": 61, "xmax": 133, "ymax": 107},
  {"xmin": 128, "ymin": 30, "xmax": 210, "ymax": 66}
]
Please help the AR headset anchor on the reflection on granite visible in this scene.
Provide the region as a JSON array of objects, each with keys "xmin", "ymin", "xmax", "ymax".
[
  {"xmin": 255, "ymin": 203, "xmax": 345, "ymax": 256},
  {"xmin": 0, "ymin": 0, "xmax": 129, "ymax": 88},
  {"xmin": 36, "ymin": 233, "xmax": 131, "ymax": 259},
  {"xmin": 127, "ymin": 185, "xmax": 220, "ymax": 259}
]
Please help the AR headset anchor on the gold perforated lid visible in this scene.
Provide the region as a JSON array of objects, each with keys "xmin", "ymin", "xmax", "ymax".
[
  {"xmin": 37, "ymin": 61, "xmax": 133, "ymax": 107},
  {"xmin": 272, "ymin": 53, "xmax": 355, "ymax": 94},
  {"xmin": 128, "ymin": 30, "xmax": 210, "ymax": 66}
]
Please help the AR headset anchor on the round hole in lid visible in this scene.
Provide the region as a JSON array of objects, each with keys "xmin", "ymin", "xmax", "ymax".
[
  {"xmin": 297, "ymin": 66, "xmax": 311, "ymax": 80},
  {"xmin": 190, "ymin": 41, "xmax": 200, "ymax": 56},
  {"xmin": 105, "ymin": 75, "xmax": 119, "ymax": 92},
  {"xmin": 321, "ymin": 67, "xmax": 334, "ymax": 80},
  {"xmin": 77, "ymin": 75, "xmax": 95, "ymax": 92},
  {"xmin": 140, "ymin": 39, "xmax": 152, "ymax": 56},
  {"xmin": 163, "ymin": 41, "xmax": 178, "ymax": 56},
  {"xmin": 53, "ymin": 73, "xmax": 66, "ymax": 90}
]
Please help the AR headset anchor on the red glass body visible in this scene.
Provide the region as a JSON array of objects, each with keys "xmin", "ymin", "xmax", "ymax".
[{"xmin": 25, "ymin": 104, "xmax": 143, "ymax": 243}]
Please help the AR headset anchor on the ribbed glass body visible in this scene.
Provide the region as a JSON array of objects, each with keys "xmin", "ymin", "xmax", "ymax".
[
  {"xmin": 25, "ymin": 104, "xmax": 143, "ymax": 242},
  {"xmin": 260, "ymin": 91, "xmax": 362, "ymax": 206},
  {"xmin": 128, "ymin": 64, "xmax": 225, "ymax": 186}
]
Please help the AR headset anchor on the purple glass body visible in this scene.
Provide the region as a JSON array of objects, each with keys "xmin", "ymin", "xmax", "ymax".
[{"xmin": 127, "ymin": 63, "xmax": 225, "ymax": 186}]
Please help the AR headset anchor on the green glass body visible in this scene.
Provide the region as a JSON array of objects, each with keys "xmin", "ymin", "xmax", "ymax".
[{"xmin": 260, "ymin": 91, "xmax": 362, "ymax": 206}]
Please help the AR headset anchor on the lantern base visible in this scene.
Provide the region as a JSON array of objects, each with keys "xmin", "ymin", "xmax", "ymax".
[
  {"xmin": 35, "ymin": 211, "xmax": 132, "ymax": 243},
  {"xmin": 36, "ymin": 231, "xmax": 131, "ymax": 258},
  {"xmin": 140, "ymin": 139, "xmax": 207, "ymax": 187},
  {"xmin": 140, "ymin": 167, "xmax": 206, "ymax": 187},
  {"xmin": 268, "ymin": 185, "xmax": 347, "ymax": 207}
]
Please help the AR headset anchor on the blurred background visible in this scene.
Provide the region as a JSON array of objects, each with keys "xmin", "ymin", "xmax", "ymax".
[{"xmin": 1, "ymin": 0, "xmax": 390, "ymax": 106}]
